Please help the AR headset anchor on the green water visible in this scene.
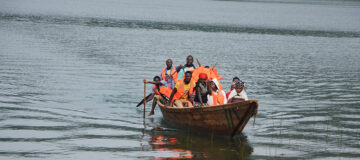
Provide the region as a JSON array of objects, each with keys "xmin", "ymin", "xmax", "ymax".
[{"xmin": 0, "ymin": 0, "xmax": 359, "ymax": 159}]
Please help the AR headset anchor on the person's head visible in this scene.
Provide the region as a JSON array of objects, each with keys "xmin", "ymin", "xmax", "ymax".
[
  {"xmin": 234, "ymin": 81, "xmax": 245, "ymax": 94},
  {"xmin": 153, "ymin": 76, "xmax": 161, "ymax": 82},
  {"xmin": 184, "ymin": 71, "xmax": 192, "ymax": 83},
  {"xmin": 166, "ymin": 59, "xmax": 173, "ymax": 69},
  {"xmin": 210, "ymin": 81, "xmax": 218, "ymax": 91},
  {"xmin": 186, "ymin": 55, "xmax": 194, "ymax": 66},
  {"xmin": 189, "ymin": 94, "xmax": 195, "ymax": 102},
  {"xmin": 198, "ymin": 73, "xmax": 207, "ymax": 83},
  {"xmin": 233, "ymin": 77, "xmax": 240, "ymax": 82}
]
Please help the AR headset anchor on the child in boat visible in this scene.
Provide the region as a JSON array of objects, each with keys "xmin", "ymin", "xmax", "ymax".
[
  {"xmin": 207, "ymin": 78, "xmax": 227, "ymax": 106},
  {"xmin": 183, "ymin": 94, "xmax": 195, "ymax": 107},
  {"xmin": 228, "ymin": 81, "xmax": 248, "ymax": 103}
]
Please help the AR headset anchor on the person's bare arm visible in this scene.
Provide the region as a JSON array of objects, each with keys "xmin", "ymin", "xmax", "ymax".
[
  {"xmin": 228, "ymin": 97, "xmax": 233, "ymax": 104},
  {"xmin": 144, "ymin": 79, "xmax": 163, "ymax": 85},
  {"xmin": 166, "ymin": 88, "xmax": 177, "ymax": 106},
  {"xmin": 196, "ymin": 86, "xmax": 204, "ymax": 106}
]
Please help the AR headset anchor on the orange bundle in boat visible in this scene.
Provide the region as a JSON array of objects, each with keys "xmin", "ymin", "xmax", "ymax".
[{"xmin": 191, "ymin": 66, "xmax": 223, "ymax": 82}]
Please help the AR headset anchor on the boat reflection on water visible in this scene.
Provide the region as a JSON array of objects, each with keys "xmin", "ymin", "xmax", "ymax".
[{"xmin": 147, "ymin": 127, "xmax": 253, "ymax": 159}]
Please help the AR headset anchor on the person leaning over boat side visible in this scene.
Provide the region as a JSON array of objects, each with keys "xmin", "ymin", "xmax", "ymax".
[
  {"xmin": 228, "ymin": 81, "xmax": 248, "ymax": 103},
  {"xmin": 161, "ymin": 59, "xmax": 181, "ymax": 89},
  {"xmin": 144, "ymin": 76, "xmax": 172, "ymax": 116},
  {"xmin": 194, "ymin": 73, "xmax": 209, "ymax": 106},
  {"xmin": 177, "ymin": 55, "xmax": 196, "ymax": 80},
  {"xmin": 207, "ymin": 78, "xmax": 227, "ymax": 106},
  {"xmin": 167, "ymin": 71, "xmax": 196, "ymax": 108},
  {"xmin": 226, "ymin": 77, "xmax": 240, "ymax": 99}
]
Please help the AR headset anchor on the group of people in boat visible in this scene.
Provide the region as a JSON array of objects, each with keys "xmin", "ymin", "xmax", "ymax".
[{"xmin": 142, "ymin": 55, "xmax": 248, "ymax": 116}]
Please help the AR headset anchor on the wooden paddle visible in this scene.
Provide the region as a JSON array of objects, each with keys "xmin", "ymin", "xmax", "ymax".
[
  {"xmin": 196, "ymin": 58, "xmax": 202, "ymax": 67},
  {"xmin": 143, "ymin": 82, "xmax": 146, "ymax": 118},
  {"xmin": 211, "ymin": 62, "xmax": 218, "ymax": 69}
]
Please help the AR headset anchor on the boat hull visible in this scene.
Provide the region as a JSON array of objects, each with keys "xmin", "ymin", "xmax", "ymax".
[{"xmin": 159, "ymin": 100, "xmax": 258, "ymax": 136}]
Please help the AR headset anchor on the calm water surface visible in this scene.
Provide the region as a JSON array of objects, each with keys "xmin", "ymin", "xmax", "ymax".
[{"xmin": 0, "ymin": 0, "xmax": 360, "ymax": 159}]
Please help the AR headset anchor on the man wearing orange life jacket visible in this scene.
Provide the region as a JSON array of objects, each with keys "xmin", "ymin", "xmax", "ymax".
[
  {"xmin": 161, "ymin": 59, "xmax": 181, "ymax": 89},
  {"xmin": 143, "ymin": 76, "xmax": 173, "ymax": 116},
  {"xmin": 207, "ymin": 78, "xmax": 227, "ymax": 106},
  {"xmin": 167, "ymin": 71, "xmax": 196, "ymax": 108}
]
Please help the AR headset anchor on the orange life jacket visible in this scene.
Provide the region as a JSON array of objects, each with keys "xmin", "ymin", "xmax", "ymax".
[
  {"xmin": 162, "ymin": 66, "xmax": 178, "ymax": 84},
  {"xmin": 173, "ymin": 79, "xmax": 195, "ymax": 101},
  {"xmin": 211, "ymin": 91, "xmax": 225, "ymax": 105},
  {"xmin": 153, "ymin": 85, "xmax": 172, "ymax": 98},
  {"xmin": 190, "ymin": 66, "xmax": 223, "ymax": 82}
]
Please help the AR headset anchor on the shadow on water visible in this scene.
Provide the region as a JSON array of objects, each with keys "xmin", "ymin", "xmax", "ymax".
[{"xmin": 144, "ymin": 119, "xmax": 253, "ymax": 159}]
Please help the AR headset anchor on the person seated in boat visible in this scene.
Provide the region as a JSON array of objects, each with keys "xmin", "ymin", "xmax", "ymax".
[
  {"xmin": 183, "ymin": 94, "xmax": 195, "ymax": 108},
  {"xmin": 143, "ymin": 76, "xmax": 172, "ymax": 116},
  {"xmin": 227, "ymin": 81, "xmax": 248, "ymax": 103},
  {"xmin": 194, "ymin": 73, "xmax": 209, "ymax": 106},
  {"xmin": 167, "ymin": 71, "xmax": 196, "ymax": 108},
  {"xmin": 226, "ymin": 77, "xmax": 240, "ymax": 99},
  {"xmin": 161, "ymin": 59, "xmax": 182, "ymax": 89},
  {"xmin": 207, "ymin": 78, "xmax": 227, "ymax": 106},
  {"xmin": 177, "ymin": 55, "xmax": 196, "ymax": 80},
  {"xmin": 183, "ymin": 55, "xmax": 196, "ymax": 72}
]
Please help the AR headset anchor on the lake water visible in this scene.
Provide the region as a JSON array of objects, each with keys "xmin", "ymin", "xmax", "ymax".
[{"xmin": 0, "ymin": 0, "xmax": 360, "ymax": 159}]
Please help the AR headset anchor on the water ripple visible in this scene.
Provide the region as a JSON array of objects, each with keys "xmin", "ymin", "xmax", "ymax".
[{"xmin": 1, "ymin": 13, "xmax": 359, "ymax": 38}]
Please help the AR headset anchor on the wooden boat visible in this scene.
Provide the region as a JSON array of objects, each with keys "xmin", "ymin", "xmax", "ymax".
[{"xmin": 157, "ymin": 100, "xmax": 258, "ymax": 137}]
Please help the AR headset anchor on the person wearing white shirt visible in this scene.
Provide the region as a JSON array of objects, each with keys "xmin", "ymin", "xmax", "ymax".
[
  {"xmin": 228, "ymin": 81, "xmax": 248, "ymax": 103},
  {"xmin": 207, "ymin": 78, "xmax": 227, "ymax": 106}
]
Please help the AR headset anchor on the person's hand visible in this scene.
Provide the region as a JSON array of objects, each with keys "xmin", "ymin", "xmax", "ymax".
[
  {"xmin": 165, "ymin": 101, "xmax": 171, "ymax": 107},
  {"xmin": 143, "ymin": 79, "xmax": 148, "ymax": 83}
]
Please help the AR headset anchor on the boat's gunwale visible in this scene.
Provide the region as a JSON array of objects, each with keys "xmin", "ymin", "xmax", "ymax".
[{"xmin": 159, "ymin": 100, "xmax": 258, "ymax": 113}]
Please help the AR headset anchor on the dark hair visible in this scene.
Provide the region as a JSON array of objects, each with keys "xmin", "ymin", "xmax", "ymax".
[
  {"xmin": 166, "ymin": 59, "xmax": 173, "ymax": 63},
  {"xmin": 185, "ymin": 71, "xmax": 192, "ymax": 75},
  {"xmin": 187, "ymin": 55, "xmax": 193, "ymax": 59},
  {"xmin": 153, "ymin": 76, "xmax": 161, "ymax": 81},
  {"xmin": 233, "ymin": 77, "xmax": 240, "ymax": 82}
]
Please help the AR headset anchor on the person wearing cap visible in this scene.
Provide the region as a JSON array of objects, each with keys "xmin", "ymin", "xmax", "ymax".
[
  {"xmin": 228, "ymin": 81, "xmax": 248, "ymax": 103},
  {"xmin": 194, "ymin": 73, "xmax": 209, "ymax": 106},
  {"xmin": 207, "ymin": 78, "xmax": 227, "ymax": 106}
]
